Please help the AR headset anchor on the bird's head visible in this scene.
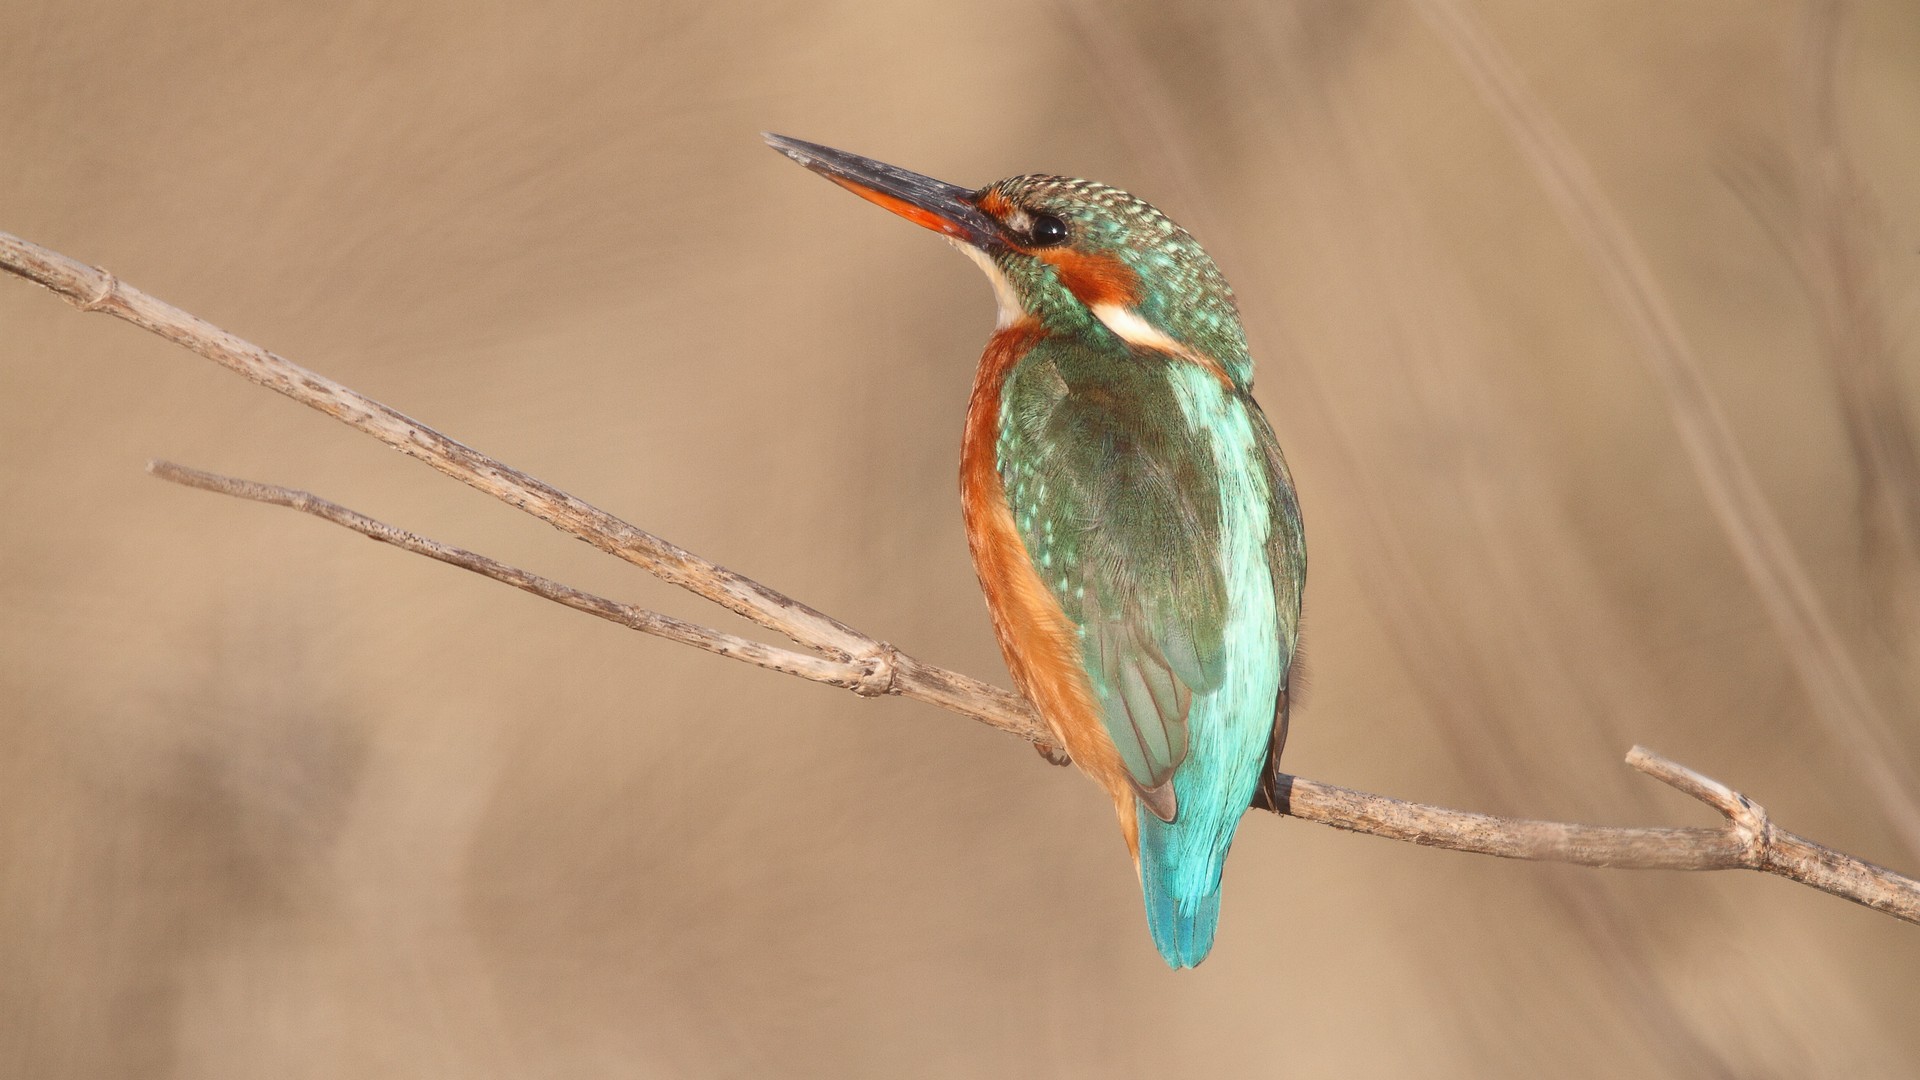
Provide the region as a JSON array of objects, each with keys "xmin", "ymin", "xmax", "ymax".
[{"xmin": 766, "ymin": 134, "xmax": 1252, "ymax": 388}]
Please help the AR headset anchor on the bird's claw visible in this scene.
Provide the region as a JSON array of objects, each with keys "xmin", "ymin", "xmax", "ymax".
[{"xmin": 1035, "ymin": 743, "xmax": 1071, "ymax": 767}]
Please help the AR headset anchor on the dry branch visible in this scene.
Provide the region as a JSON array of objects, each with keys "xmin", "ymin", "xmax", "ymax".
[
  {"xmin": 0, "ymin": 230, "xmax": 1036, "ymax": 744},
  {"xmin": 5, "ymin": 227, "xmax": 1919, "ymax": 926}
]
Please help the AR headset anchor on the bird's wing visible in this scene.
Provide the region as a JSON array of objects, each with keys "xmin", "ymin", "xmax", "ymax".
[{"xmin": 998, "ymin": 339, "xmax": 1232, "ymax": 820}]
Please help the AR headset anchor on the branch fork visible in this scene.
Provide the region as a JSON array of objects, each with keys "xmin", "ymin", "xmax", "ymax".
[
  {"xmin": 1631, "ymin": 747, "xmax": 1773, "ymax": 861},
  {"xmin": 852, "ymin": 643, "xmax": 901, "ymax": 698}
]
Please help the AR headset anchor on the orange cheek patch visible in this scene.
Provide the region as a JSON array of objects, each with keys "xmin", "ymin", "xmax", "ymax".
[{"xmin": 1039, "ymin": 248, "xmax": 1140, "ymax": 309}]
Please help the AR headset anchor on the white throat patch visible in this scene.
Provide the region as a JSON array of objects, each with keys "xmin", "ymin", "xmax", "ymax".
[
  {"xmin": 950, "ymin": 240, "xmax": 1021, "ymax": 329},
  {"xmin": 944, "ymin": 250, "xmax": 1222, "ymax": 378}
]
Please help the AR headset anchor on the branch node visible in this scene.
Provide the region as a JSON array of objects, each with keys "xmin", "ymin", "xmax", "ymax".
[
  {"xmin": 71, "ymin": 266, "xmax": 119, "ymax": 312},
  {"xmin": 1730, "ymin": 792, "xmax": 1777, "ymax": 864},
  {"xmin": 852, "ymin": 642, "xmax": 899, "ymax": 698}
]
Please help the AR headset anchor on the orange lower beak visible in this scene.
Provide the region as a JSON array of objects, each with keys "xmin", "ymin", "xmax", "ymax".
[{"xmin": 764, "ymin": 133, "xmax": 1003, "ymax": 250}]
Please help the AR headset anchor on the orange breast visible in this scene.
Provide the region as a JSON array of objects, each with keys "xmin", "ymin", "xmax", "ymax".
[{"xmin": 959, "ymin": 323, "xmax": 1141, "ymax": 857}]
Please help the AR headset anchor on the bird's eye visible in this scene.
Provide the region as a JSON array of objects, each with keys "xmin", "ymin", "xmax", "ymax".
[{"xmin": 1027, "ymin": 213, "xmax": 1069, "ymax": 248}]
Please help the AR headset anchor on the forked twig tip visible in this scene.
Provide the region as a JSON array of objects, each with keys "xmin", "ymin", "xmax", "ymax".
[{"xmin": 1627, "ymin": 745, "xmax": 1772, "ymax": 853}]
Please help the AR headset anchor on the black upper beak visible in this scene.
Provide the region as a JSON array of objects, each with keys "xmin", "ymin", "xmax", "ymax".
[{"xmin": 763, "ymin": 133, "xmax": 1003, "ymax": 250}]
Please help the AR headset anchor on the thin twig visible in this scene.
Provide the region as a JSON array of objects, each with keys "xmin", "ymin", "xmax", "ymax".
[
  {"xmin": 1414, "ymin": 0, "xmax": 1920, "ymax": 862},
  {"xmin": 146, "ymin": 460, "xmax": 874, "ymax": 692}
]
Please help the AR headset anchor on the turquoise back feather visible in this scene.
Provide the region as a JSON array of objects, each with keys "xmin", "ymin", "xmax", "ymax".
[{"xmin": 1136, "ymin": 363, "xmax": 1287, "ymax": 968}]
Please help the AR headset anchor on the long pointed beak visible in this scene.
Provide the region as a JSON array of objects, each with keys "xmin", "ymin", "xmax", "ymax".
[{"xmin": 763, "ymin": 133, "xmax": 1002, "ymax": 250}]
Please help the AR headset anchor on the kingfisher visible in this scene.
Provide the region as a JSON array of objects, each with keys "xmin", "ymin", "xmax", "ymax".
[{"xmin": 765, "ymin": 134, "xmax": 1305, "ymax": 969}]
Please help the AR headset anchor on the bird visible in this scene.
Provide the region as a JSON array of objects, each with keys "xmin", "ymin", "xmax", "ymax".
[{"xmin": 764, "ymin": 134, "xmax": 1305, "ymax": 969}]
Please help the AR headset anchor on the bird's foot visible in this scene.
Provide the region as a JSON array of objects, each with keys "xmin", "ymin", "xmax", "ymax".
[{"xmin": 1035, "ymin": 743, "xmax": 1071, "ymax": 767}]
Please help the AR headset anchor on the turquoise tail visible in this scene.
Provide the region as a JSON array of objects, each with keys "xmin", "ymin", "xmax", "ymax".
[{"xmin": 1137, "ymin": 806, "xmax": 1225, "ymax": 970}]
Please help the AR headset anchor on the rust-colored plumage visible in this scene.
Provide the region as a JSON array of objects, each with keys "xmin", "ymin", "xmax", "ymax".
[{"xmin": 960, "ymin": 322, "xmax": 1144, "ymax": 856}]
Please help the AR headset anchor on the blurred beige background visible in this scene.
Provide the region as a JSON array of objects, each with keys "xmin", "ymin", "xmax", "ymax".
[{"xmin": 4, "ymin": 1, "xmax": 1919, "ymax": 1076}]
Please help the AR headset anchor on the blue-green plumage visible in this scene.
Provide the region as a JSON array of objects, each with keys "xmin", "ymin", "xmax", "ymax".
[
  {"xmin": 999, "ymin": 332, "xmax": 1300, "ymax": 969},
  {"xmin": 766, "ymin": 134, "xmax": 1306, "ymax": 969}
]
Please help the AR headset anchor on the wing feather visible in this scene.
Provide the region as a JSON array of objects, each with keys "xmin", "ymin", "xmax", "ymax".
[{"xmin": 997, "ymin": 339, "xmax": 1231, "ymax": 816}]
